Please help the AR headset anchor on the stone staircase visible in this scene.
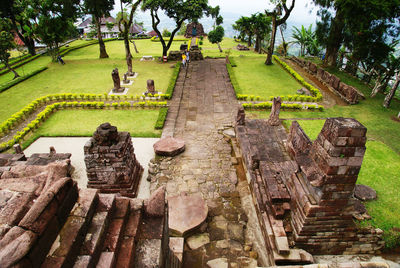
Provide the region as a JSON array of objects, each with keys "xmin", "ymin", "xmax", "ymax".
[
  {"xmin": 0, "ymin": 158, "xmax": 167, "ymax": 268},
  {"xmin": 43, "ymin": 188, "xmax": 164, "ymax": 268}
]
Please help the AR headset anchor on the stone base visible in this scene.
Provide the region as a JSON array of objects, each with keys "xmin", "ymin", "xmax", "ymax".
[
  {"xmin": 108, "ymin": 87, "xmax": 129, "ymax": 95},
  {"xmin": 127, "ymin": 73, "xmax": 138, "ymax": 79},
  {"xmin": 121, "ymin": 80, "xmax": 133, "ymax": 86},
  {"xmin": 141, "ymin": 56, "xmax": 154, "ymax": 61}
]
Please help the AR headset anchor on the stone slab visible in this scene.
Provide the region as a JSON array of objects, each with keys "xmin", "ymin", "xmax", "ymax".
[
  {"xmin": 153, "ymin": 137, "xmax": 185, "ymax": 157},
  {"xmin": 168, "ymin": 192, "xmax": 208, "ymax": 237}
]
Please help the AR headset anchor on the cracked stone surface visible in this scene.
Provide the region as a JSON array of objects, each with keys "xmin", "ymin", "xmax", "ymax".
[{"xmin": 150, "ymin": 59, "xmax": 260, "ymax": 266}]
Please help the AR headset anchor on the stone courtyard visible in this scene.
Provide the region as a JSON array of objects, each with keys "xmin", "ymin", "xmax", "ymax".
[{"xmin": 0, "ymin": 58, "xmax": 396, "ymax": 267}]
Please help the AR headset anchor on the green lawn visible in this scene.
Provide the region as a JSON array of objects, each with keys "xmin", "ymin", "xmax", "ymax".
[
  {"xmin": 0, "ymin": 58, "xmax": 173, "ymax": 123},
  {"xmin": 24, "ymin": 109, "xmax": 161, "ymax": 143},
  {"xmin": 279, "ymin": 119, "xmax": 400, "ymax": 248},
  {"xmin": 232, "ymin": 56, "xmax": 304, "ymax": 97},
  {"xmin": 200, "ymin": 37, "xmax": 263, "ymax": 58}
]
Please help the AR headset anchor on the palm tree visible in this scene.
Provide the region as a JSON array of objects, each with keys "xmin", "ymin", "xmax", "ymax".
[{"xmin": 291, "ymin": 24, "xmax": 314, "ymax": 57}]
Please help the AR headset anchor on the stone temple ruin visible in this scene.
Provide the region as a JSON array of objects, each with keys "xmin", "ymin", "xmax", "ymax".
[
  {"xmin": 84, "ymin": 123, "xmax": 143, "ymax": 197},
  {"xmin": 0, "ymin": 148, "xmax": 168, "ymax": 267},
  {"xmin": 235, "ymin": 113, "xmax": 384, "ymax": 265}
]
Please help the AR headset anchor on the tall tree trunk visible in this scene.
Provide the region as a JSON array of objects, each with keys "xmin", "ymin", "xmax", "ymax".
[
  {"xmin": 279, "ymin": 26, "xmax": 287, "ymax": 56},
  {"xmin": 94, "ymin": 16, "xmax": 109, "ymax": 58},
  {"xmin": 255, "ymin": 35, "xmax": 260, "ymax": 53},
  {"xmin": 5, "ymin": 61, "xmax": 20, "ymax": 79},
  {"xmin": 265, "ymin": 16, "xmax": 277, "ymax": 65},
  {"xmin": 383, "ymin": 72, "xmax": 400, "ymax": 108},
  {"xmin": 25, "ymin": 38, "xmax": 36, "ymax": 56},
  {"xmin": 217, "ymin": 42, "xmax": 223, "ymax": 52},
  {"xmin": 371, "ymin": 73, "xmax": 383, "ymax": 97},
  {"xmin": 247, "ymin": 34, "xmax": 252, "ymax": 47},
  {"xmin": 323, "ymin": 11, "xmax": 344, "ymax": 67}
]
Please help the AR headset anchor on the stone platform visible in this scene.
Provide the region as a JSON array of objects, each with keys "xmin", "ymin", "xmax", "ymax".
[{"xmin": 0, "ymin": 153, "xmax": 168, "ymax": 267}]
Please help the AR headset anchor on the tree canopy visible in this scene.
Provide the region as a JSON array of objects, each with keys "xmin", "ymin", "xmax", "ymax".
[{"xmin": 142, "ymin": 0, "xmax": 219, "ymax": 56}]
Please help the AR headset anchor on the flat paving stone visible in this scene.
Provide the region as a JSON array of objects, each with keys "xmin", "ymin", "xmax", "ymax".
[
  {"xmin": 153, "ymin": 137, "xmax": 185, "ymax": 157},
  {"xmin": 168, "ymin": 192, "xmax": 208, "ymax": 237}
]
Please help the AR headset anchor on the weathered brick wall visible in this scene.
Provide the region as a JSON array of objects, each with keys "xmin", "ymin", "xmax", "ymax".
[
  {"xmin": 285, "ymin": 118, "xmax": 384, "ymax": 254},
  {"xmin": 291, "ymin": 57, "xmax": 365, "ymax": 104},
  {"xmin": 84, "ymin": 124, "xmax": 143, "ymax": 197}
]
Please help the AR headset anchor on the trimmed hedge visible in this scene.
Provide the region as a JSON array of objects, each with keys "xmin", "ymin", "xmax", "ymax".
[
  {"xmin": 155, "ymin": 107, "xmax": 168, "ymax": 129},
  {"xmin": 242, "ymin": 102, "xmax": 324, "ymax": 111},
  {"xmin": 229, "ymin": 56, "xmax": 237, "ymax": 67},
  {"xmin": 0, "ymin": 67, "xmax": 48, "ymax": 93},
  {"xmin": 273, "ymin": 55, "xmax": 323, "ymax": 101},
  {"xmin": 0, "ymin": 93, "xmax": 168, "ymax": 138},
  {"xmin": 0, "ymin": 54, "xmax": 42, "ymax": 76},
  {"xmin": 0, "ymin": 54, "xmax": 32, "ymax": 70},
  {"xmin": 0, "ymin": 100, "xmax": 168, "ymax": 152},
  {"xmin": 226, "ymin": 63, "xmax": 242, "ymax": 96},
  {"xmin": 59, "ymin": 38, "xmax": 117, "ymax": 57},
  {"xmin": 165, "ymin": 62, "xmax": 181, "ymax": 99}
]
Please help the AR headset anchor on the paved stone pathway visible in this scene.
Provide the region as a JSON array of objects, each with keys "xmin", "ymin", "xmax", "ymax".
[{"xmin": 150, "ymin": 59, "xmax": 267, "ymax": 267}]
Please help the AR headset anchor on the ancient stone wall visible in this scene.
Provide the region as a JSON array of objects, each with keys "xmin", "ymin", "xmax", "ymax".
[
  {"xmin": 84, "ymin": 123, "xmax": 143, "ymax": 197},
  {"xmin": 184, "ymin": 22, "xmax": 206, "ymax": 38},
  {"xmin": 286, "ymin": 118, "xmax": 384, "ymax": 254},
  {"xmin": 291, "ymin": 57, "xmax": 365, "ymax": 104}
]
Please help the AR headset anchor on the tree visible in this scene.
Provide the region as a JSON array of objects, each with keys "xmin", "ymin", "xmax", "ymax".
[
  {"xmin": 233, "ymin": 16, "xmax": 254, "ymax": 47},
  {"xmin": 0, "ymin": 19, "xmax": 20, "ymax": 79},
  {"xmin": 313, "ymin": 0, "xmax": 400, "ymax": 67},
  {"xmin": 84, "ymin": 0, "xmax": 115, "ymax": 58},
  {"xmin": 291, "ymin": 24, "xmax": 318, "ymax": 57},
  {"xmin": 383, "ymin": 71, "xmax": 400, "ymax": 108},
  {"xmin": 117, "ymin": 0, "xmax": 142, "ymax": 75},
  {"xmin": 33, "ymin": 0, "xmax": 80, "ymax": 62},
  {"xmin": 0, "ymin": 0, "xmax": 37, "ymax": 55},
  {"xmin": 142, "ymin": 0, "xmax": 217, "ymax": 57},
  {"xmin": 251, "ymin": 13, "xmax": 271, "ymax": 53},
  {"xmin": 208, "ymin": 26, "xmax": 224, "ymax": 52},
  {"xmin": 162, "ymin": 28, "xmax": 172, "ymax": 37},
  {"xmin": 265, "ymin": 0, "xmax": 295, "ymax": 65},
  {"xmin": 178, "ymin": 21, "xmax": 187, "ymax": 36}
]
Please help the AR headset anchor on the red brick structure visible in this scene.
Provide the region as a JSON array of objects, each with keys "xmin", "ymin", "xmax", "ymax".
[
  {"xmin": 286, "ymin": 118, "xmax": 383, "ymax": 254},
  {"xmin": 84, "ymin": 123, "xmax": 143, "ymax": 197},
  {"xmin": 291, "ymin": 57, "xmax": 365, "ymax": 104}
]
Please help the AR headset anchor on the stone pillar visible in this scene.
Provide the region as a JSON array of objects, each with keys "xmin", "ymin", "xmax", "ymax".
[
  {"xmin": 268, "ymin": 97, "xmax": 282, "ymax": 126},
  {"xmin": 84, "ymin": 123, "xmax": 143, "ymax": 197},
  {"xmin": 147, "ymin": 79, "xmax": 155, "ymax": 95}
]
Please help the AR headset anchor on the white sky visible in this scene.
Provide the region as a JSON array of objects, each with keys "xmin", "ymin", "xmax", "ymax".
[{"xmin": 112, "ymin": 0, "xmax": 318, "ymax": 26}]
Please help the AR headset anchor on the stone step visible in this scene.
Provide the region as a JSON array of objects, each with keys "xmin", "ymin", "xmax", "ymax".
[
  {"xmin": 97, "ymin": 252, "xmax": 115, "ymax": 268},
  {"xmin": 76, "ymin": 194, "xmax": 116, "ymax": 267},
  {"xmin": 114, "ymin": 202, "xmax": 142, "ymax": 268},
  {"xmin": 43, "ymin": 188, "xmax": 99, "ymax": 268},
  {"xmin": 101, "ymin": 197, "xmax": 130, "ymax": 257}
]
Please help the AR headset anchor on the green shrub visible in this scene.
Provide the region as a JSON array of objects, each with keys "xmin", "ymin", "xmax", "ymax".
[
  {"xmin": 155, "ymin": 107, "xmax": 168, "ymax": 129},
  {"xmin": 226, "ymin": 63, "xmax": 242, "ymax": 97},
  {"xmin": 165, "ymin": 63, "xmax": 181, "ymax": 99}
]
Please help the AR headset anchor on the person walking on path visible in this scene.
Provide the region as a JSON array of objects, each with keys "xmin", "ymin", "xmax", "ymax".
[
  {"xmin": 182, "ymin": 52, "xmax": 187, "ymax": 68},
  {"xmin": 186, "ymin": 49, "xmax": 190, "ymax": 63}
]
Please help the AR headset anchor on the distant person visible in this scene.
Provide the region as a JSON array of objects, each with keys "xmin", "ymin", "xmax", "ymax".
[
  {"xmin": 186, "ymin": 50, "xmax": 190, "ymax": 63},
  {"xmin": 182, "ymin": 53, "xmax": 186, "ymax": 68},
  {"xmin": 57, "ymin": 55, "xmax": 65, "ymax": 65}
]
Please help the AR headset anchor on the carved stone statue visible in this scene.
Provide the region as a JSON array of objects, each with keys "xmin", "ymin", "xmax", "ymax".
[
  {"xmin": 123, "ymin": 73, "xmax": 129, "ymax": 84},
  {"xmin": 112, "ymin": 68, "xmax": 122, "ymax": 92},
  {"xmin": 236, "ymin": 106, "xmax": 245, "ymax": 126},
  {"xmin": 146, "ymin": 79, "xmax": 156, "ymax": 95},
  {"xmin": 268, "ymin": 96, "xmax": 282, "ymax": 126}
]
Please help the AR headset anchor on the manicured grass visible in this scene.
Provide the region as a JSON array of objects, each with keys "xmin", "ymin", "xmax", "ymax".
[
  {"xmin": 0, "ymin": 58, "xmax": 173, "ymax": 123},
  {"xmin": 65, "ymin": 39, "xmax": 188, "ymax": 60},
  {"xmin": 232, "ymin": 56, "xmax": 304, "ymax": 97},
  {"xmin": 201, "ymin": 37, "xmax": 263, "ymax": 58},
  {"xmin": 0, "ymin": 56, "xmax": 51, "ymax": 85},
  {"xmin": 25, "ymin": 109, "xmax": 161, "ymax": 139},
  {"xmin": 280, "ymin": 119, "xmax": 400, "ymax": 248}
]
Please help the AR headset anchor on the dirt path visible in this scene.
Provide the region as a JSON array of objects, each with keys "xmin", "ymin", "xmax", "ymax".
[
  {"xmin": 151, "ymin": 59, "xmax": 268, "ymax": 267},
  {"xmin": 284, "ymin": 58, "xmax": 347, "ymax": 108}
]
